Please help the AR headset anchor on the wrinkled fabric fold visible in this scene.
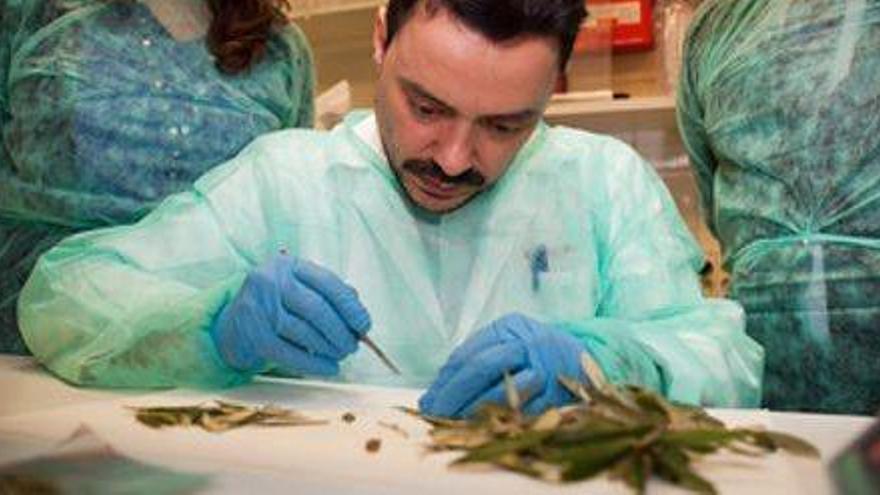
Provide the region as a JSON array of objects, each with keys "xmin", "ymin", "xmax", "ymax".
[
  {"xmin": 20, "ymin": 111, "xmax": 761, "ymax": 405},
  {"xmin": 0, "ymin": 0, "xmax": 315, "ymax": 353},
  {"xmin": 679, "ymin": 0, "xmax": 880, "ymax": 413}
]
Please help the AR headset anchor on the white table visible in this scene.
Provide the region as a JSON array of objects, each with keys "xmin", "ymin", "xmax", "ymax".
[{"xmin": 0, "ymin": 355, "xmax": 873, "ymax": 494}]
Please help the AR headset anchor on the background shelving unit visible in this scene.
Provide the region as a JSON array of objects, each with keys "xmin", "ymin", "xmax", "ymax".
[
  {"xmin": 297, "ymin": 6, "xmax": 681, "ymax": 152},
  {"xmin": 547, "ymin": 95, "xmax": 674, "ymax": 124}
]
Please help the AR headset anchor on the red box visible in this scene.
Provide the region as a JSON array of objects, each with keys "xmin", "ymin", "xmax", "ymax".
[{"xmin": 576, "ymin": 0, "xmax": 654, "ymax": 53}]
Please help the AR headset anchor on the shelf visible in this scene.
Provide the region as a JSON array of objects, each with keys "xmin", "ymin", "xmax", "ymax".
[
  {"xmin": 544, "ymin": 94, "xmax": 686, "ymax": 178},
  {"xmin": 544, "ymin": 95, "xmax": 676, "ymax": 133},
  {"xmin": 289, "ymin": 0, "xmax": 384, "ymax": 18},
  {"xmin": 547, "ymin": 94, "xmax": 674, "ymax": 118}
]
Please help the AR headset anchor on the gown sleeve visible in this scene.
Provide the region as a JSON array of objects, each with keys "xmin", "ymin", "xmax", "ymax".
[
  {"xmin": 17, "ymin": 136, "xmax": 295, "ymax": 388},
  {"xmin": 558, "ymin": 137, "xmax": 763, "ymax": 407}
]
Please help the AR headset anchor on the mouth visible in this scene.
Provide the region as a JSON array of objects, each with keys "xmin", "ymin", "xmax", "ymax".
[{"xmin": 414, "ymin": 174, "xmax": 465, "ymax": 200}]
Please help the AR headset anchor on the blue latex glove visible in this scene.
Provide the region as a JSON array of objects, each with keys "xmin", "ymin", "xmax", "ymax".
[
  {"xmin": 212, "ymin": 254, "xmax": 371, "ymax": 377},
  {"xmin": 419, "ymin": 313, "xmax": 590, "ymax": 418}
]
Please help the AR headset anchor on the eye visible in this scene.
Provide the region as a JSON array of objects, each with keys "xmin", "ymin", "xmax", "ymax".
[
  {"xmin": 486, "ymin": 120, "xmax": 525, "ymax": 137},
  {"xmin": 491, "ymin": 123, "xmax": 517, "ymax": 134},
  {"xmin": 415, "ymin": 103, "xmax": 439, "ymax": 117},
  {"xmin": 408, "ymin": 96, "xmax": 443, "ymax": 120}
]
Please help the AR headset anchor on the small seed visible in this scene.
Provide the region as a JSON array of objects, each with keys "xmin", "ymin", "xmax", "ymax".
[{"xmin": 365, "ymin": 438, "xmax": 382, "ymax": 453}]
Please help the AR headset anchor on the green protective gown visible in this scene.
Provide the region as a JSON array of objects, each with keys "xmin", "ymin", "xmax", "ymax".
[
  {"xmin": 18, "ymin": 112, "xmax": 763, "ymax": 407},
  {"xmin": 678, "ymin": 0, "xmax": 880, "ymax": 413},
  {"xmin": 0, "ymin": 0, "xmax": 315, "ymax": 354}
]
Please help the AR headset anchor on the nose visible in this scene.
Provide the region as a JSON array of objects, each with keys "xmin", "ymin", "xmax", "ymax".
[{"xmin": 434, "ymin": 121, "xmax": 475, "ymax": 177}]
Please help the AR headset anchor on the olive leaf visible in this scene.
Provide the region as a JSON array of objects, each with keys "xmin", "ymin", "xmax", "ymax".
[
  {"xmin": 130, "ymin": 400, "xmax": 327, "ymax": 433},
  {"xmin": 410, "ymin": 357, "xmax": 819, "ymax": 494}
]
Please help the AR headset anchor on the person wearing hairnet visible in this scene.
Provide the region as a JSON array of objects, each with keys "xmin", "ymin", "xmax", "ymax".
[
  {"xmin": 0, "ymin": 0, "xmax": 315, "ymax": 354},
  {"xmin": 19, "ymin": 0, "xmax": 762, "ymax": 418},
  {"xmin": 678, "ymin": 0, "xmax": 880, "ymax": 414}
]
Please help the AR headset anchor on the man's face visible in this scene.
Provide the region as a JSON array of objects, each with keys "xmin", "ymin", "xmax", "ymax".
[{"xmin": 373, "ymin": 6, "xmax": 560, "ymax": 213}]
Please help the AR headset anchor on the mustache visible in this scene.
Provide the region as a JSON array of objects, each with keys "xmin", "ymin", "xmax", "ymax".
[{"xmin": 402, "ymin": 159, "xmax": 485, "ymax": 187}]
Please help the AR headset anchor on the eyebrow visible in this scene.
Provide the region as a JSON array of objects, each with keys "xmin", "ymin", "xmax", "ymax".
[{"xmin": 399, "ymin": 77, "xmax": 540, "ymax": 122}]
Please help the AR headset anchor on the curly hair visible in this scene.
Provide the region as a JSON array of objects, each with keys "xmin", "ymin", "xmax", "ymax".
[{"xmin": 205, "ymin": 0, "xmax": 293, "ymax": 75}]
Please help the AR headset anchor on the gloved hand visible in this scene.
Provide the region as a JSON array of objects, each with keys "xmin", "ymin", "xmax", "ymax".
[
  {"xmin": 419, "ymin": 313, "xmax": 590, "ymax": 418},
  {"xmin": 211, "ymin": 254, "xmax": 371, "ymax": 377}
]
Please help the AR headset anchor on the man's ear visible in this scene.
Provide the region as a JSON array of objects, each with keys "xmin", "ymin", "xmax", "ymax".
[{"xmin": 372, "ymin": 6, "xmax": 389, "ymax": 67}]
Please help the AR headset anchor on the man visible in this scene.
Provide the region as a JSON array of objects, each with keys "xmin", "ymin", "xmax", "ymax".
[{"xmin": 19, "ymin": 0, "xmax": 762, "ymax": 418}]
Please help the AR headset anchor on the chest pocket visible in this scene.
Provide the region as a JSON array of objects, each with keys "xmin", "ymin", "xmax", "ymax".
[
  {"xmin": 481, "ymin": 212, "xmax": 600, "ymax": 327},
  {"xmin": 525, "ymin": 240, "xmax": 598, "ymax": 321}
]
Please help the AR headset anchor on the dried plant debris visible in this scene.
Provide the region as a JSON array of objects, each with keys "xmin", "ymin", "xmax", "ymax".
[
  {"xmin": 403, "ymin": 356, "xmax": 819, "ymax": 495},
  {"xmin": 365, "ymin": 438, "xmax": 382, "ymax": 453},
  {"xmin": 130, "ymin": 400, "xmax": 327, "ymax": 433},
  {"xmin": 342, "ymin": 412, "xmax": 357, "ymax": 424},
  {"xmin": 378, "ymin": 421, "xmax": 410, "ymax": 439}
]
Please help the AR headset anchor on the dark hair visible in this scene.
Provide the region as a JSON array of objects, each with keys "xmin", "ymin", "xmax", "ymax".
[
  {"xmin": 205, "ymin": 0, "xmax": 293, "ymax": 75},
  {"xmin": 384, "ymin": 0, "xmax": 587, "ymax": 71}
]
